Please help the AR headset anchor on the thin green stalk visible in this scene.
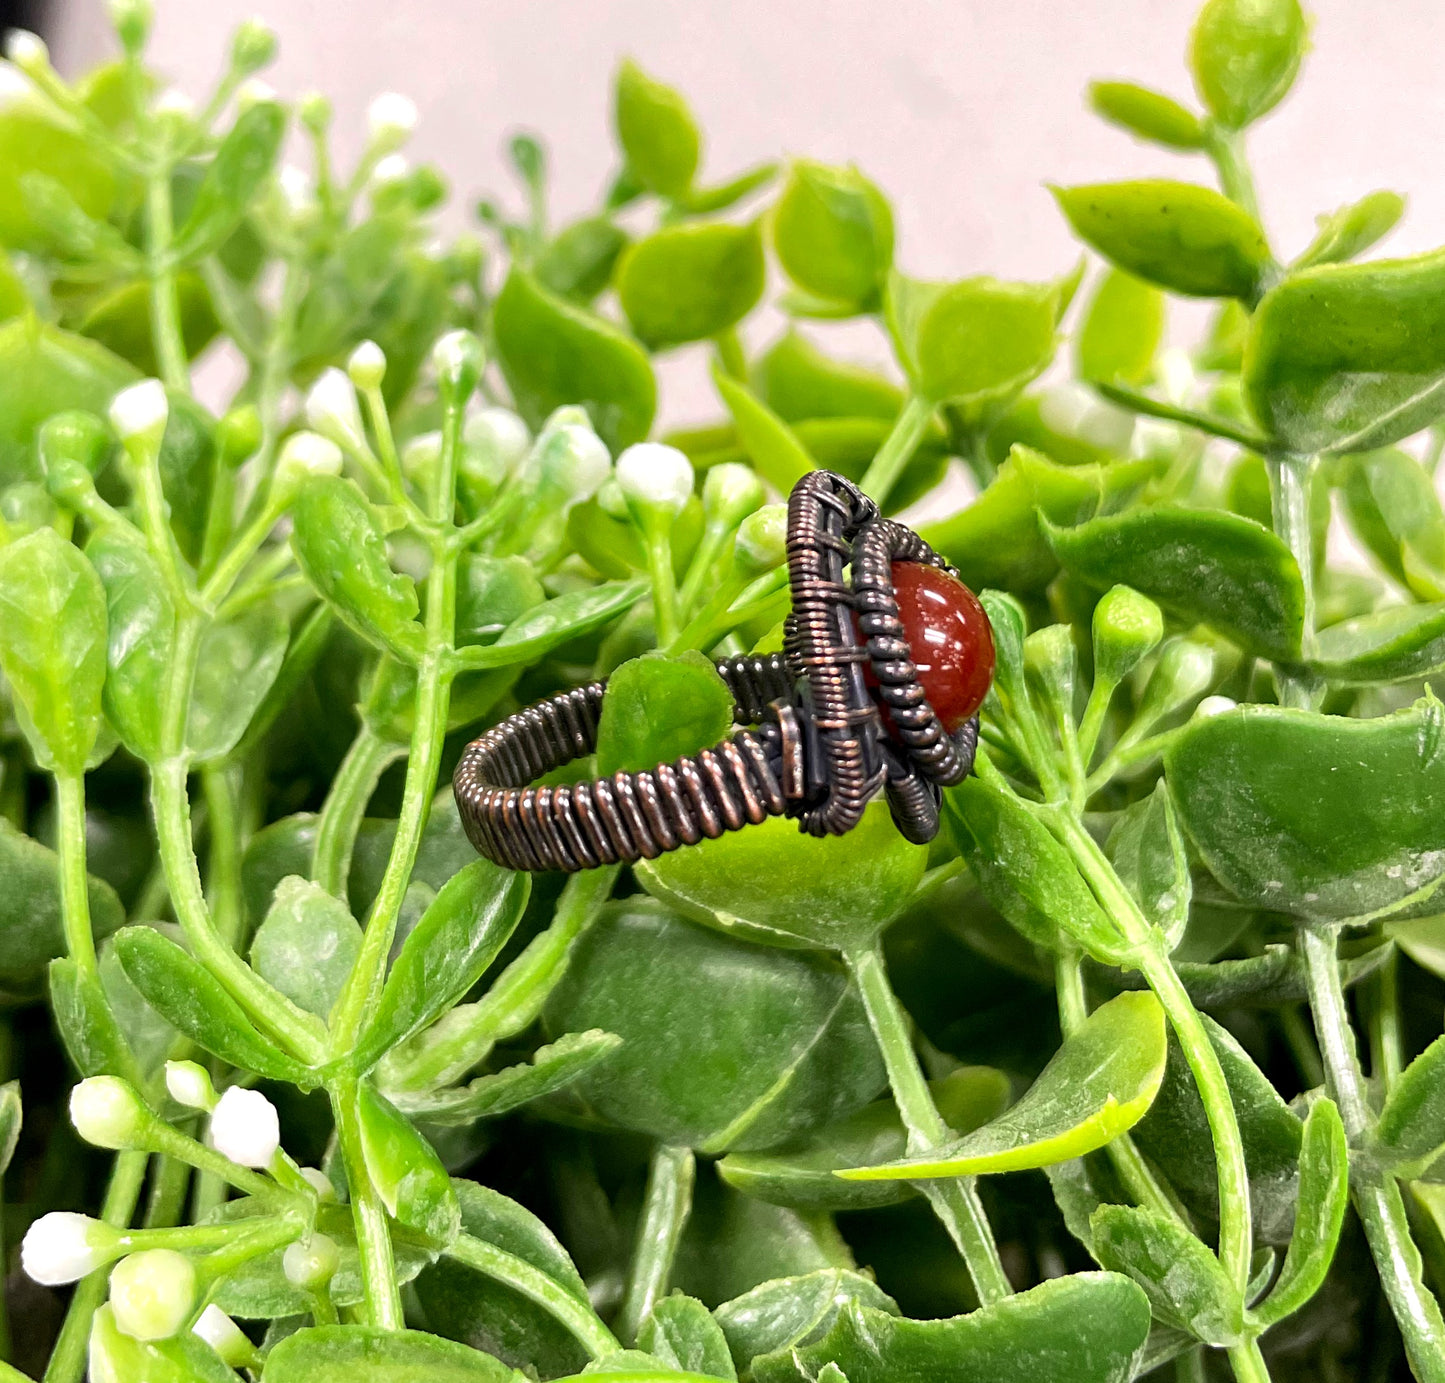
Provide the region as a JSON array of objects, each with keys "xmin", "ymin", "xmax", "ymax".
[
  {"xmin": 143, "ymin": 1153, "xmax": 192, "ymax": 1230},
  {"xmin": 1371, "ymin": 947, "xmax": 1405, "ymax": 1092},
  {"xmin": 846, "ymin": 944, "xmax": 1012, "ymax": 1306},
  {"xmin": 388, "ymin": 866, "xmax": 619, "ymax": 1091},
  {"xmin": 201, "ymin": 762, "xmax": 245, "ymax": 947},
  {"xmin": 447, "ymin": 1234, "xmax": 619, "ymax": 1357},
  {"xmin": 332, "ymin": 1078, "xmax": 402, "ymax": 1329},
  {"xmin": 53, "ymin": 771, "xmax": 99, "ymax": 978},
  {"xmin": 311, "ymin": 725, "xmax": 403, "ymax": 898},
  {"xmin": 713, "ymin": 328, "xmax": 747, "ymax": 381},
  {"xmin": 858, "ymin": 395, "xmax": 933, "ymax": 508},
  {"xmin": 1228, "ymin": 1339, "xmax": 1273, "ymax": 1383},
  {"xmin": 144, "ymin": 166, "xmax": 190, "ymax": 393},
  {"xmin": 43, "ymin": 1150, "xmax": 148, "ymax": 1383},
  {"xmin": 1205, "ymin": 126, "xmax": 1263, "ymax": 229},
  {"xmin": 1266, "ymin": 453, "xmax": 1322, "ymax": 711},
  {"xmin": 642, "ymin": 522, "xmax": 680, "ymax": 648},
  {"xmin": 616, "ymin": 1144, "xmax": 695, "ymax": 1344},
  {"xmin": 1298, "ymin": 924, "xmax": 1445, "ymax": 1383}
]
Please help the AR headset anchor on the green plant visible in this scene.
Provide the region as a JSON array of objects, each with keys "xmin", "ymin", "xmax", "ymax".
[{"xmin": 0, "ymin": 0, "xmax": 1443, "ymax": 1378}]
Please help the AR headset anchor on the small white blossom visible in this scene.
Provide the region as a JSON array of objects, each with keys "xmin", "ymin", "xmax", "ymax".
[
  {"xmin": 1196, "ymin": 695, "xmax": 1238, "ymax": 719},
  {"xmin": 4, "ymin": 30, "xmax": 49, "ymax": 75},
  {"xmin": 164, "ymin": 1060, "xmax": 216, "ymax": 1113},
  {"xmin": 108, "ymin": 380, "xmax": 169, "ymax": 449},
  {"xmin": 367, "ymin": 91, "xmax": 417, "ymax": 150},
  {"xmin": 193, "ymin": 1304, "xmax": 253, "ymax": 1366},
  {"xmin": 153, "ymin": 87, "xmax": 195, "ymax": 121},
  {"xmin": 432, "ymin": 329, "xmax": 484, "ymax": 398},
  {"xmin": 282, "ymin": 1232, "xmax": 340, "ymax": 1289},
  {"xmin": 0, "ymin": 62, "xmax": 31, "ymax": 109},
  {"xmin": 702, "ymin": 462, "xmax": 765, "ymax": 529},
  {"xmin": 297, "ymin": 91, "xmax": 331, "ymax": 132},
  {"xmin": 109, "ymin": 1249, "xmax": 196, "ymax": 1342},
  {"xmin": 272, "ymin": 430, "xmax": 343, "ymax": 498},
  {"xmin": 465, "ymin": 408, "xmax": 530, "ymax": 474},
  {"xmin": 305, "ymin": 368, "xmax": 366, "ymax": 451},
  {"xmin": 230, "ymin": 17, "xmax": 277, "ymax": 73},
  {"xmin": 347, "ymin": 340, "xmax": 387, "ymax": 393},
  {"xmin": 277, "ymin": 163, "xmax": 314, "ymax": 215},
  {"xmin": 235, "ymin": 77, "xmax": 277, "ymax": 111},
  {"xmin": 22, "ymin": 1212, "xmax": 113, "ymax": 1285},
  {"xmin": 371, "ymin": 152, "xmax": 410, "ymax": 188},
  {"xmin": 71, "ymin": 1076, "xmax": 149, "ymax": 1150},
  {"xmin": 616, "ymin": 442, "xmax": 693, "ymax": 517},
  {"xmin": 734, "ymin": 503, "xmax": 788, "ymax": 574},
  {"xmin": 1158, "ymin": 346, "xmax": 1196, "ymax": 405},
  {"xmin": 209, "ymin": 1086, "xmax": 280, "ymax": 1168},
  {"xmin": 298, "ymin": 1166, "xmax": 336, "ymax": 1201},
  {"xmin": 537, "ymin": 424, "xmax": 611, "ymax": 506}
]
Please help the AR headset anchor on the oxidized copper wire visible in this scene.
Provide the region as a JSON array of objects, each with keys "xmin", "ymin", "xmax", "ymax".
[{"xmin": 453, "ymin": 469, "xmax": 981, "ymax": 871}]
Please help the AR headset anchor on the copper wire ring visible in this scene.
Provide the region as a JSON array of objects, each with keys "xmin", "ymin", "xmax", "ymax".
[{"xmin": 453, "ymin": 469, "xmax": 980, "ymax": 872}]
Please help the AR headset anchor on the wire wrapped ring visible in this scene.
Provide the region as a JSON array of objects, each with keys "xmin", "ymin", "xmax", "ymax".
[{"xmin": 453, "ymin": 470, "xmax": 983, "ymax": 872}]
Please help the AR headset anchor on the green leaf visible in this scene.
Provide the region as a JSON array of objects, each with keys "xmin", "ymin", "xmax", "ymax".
[
  {"xmin": 840, "ymin": 992, "xmax": 1164, "ymax": 1180},
  {"xmin": 0, "ymin": 1082, "xmax": 20, "ymax": 1178},
  {"xmin": 0, "ymin": 316, "xmax": 136, "ymax": 487},
  {"xmin": 171, "ymin": 101, "xmax": 286, "ymax": 263},
  {"xmin": 48, "ymin": 956, "xmax": 139, "ymax": 1081},
  {"xmin": 919, "ymin": 446, "xmax": 1159, "ymax": 594},
  {"xmin": 0, "ymin": 100, "xmax": 115, "ymax": 253},
  {"xmin": 1315, "ymin": 602, "xmax": 1445, "ymax": 684},
  {"xmin": 1166, "ymin": 699, "xmax": 1445, "ymax": 922},
  {"xmin": 718, "ymin": 1067, "xmax": 1010, "ymax": 1211},
  {"xmin": 1130, "ymin": 1013, "xmax": 1305, "ymax": 1244},
  {"xmin": 1090, "ymin": 1205, "xmax": 1243, "ymax": 1346},
  {"xmin": 713, "ymin": 1270, "xmax": 898, "ymax": 1377},
  {"xmin": 156, "ymin": 390, "xmax": 218, "ymax": 564},
  {"xmin": 85, "ymin": 526, "xmax": 174, "ymax": 763},
  {"xmin": 537, "ymin": 216, "xmax": 630, "ymax": 303},
  {"xmin": 89, "ymin": 1304, "xmax": 236, "ymax": 1383},
  {"xmin": 1294, "ymin": 191, "xmax": 1406, "ymax": 270},
  {"xmin": 615, "ymin": 60, "xmax": 701, "ymax": 199},
  {"xmin": 0, "ymin": 817, "xmax": 123, "ymax": 991},
  {"xmin": 249, "ymin": 875, "xmax": 362, "ymax": 1019},
  {"xmin": 188, "ymin": 600, "xmax": 289, "ymax": 762},
  {"xmin": 1189, "ymin": 0, "xmax": 1307, "ymax": 128},
  {"xmin": 112, "ymin": 925, "xmax": 315, "ymax": 1083},
  {"xmin": 1076, "ymin": 269, "xmax": 1166, "ymax": 385},
  {"xmin": 772, "ymin": 161, "xmax": 893, "ymax": 314},
  {"xmin": 1052, "ymin": 181, "xmax": 1270, "ymax": 300},
  {"xmin": 1243, "ymin": 249, "xmax": 1445, "ymax": 453},
  {"xmin": 752, "ymin": 330, "xmax": 901, "ymax": 424},
  {"xmin": 1106, "ymin": 784, "xmax": 1191, "ymax": 951},
  {"xmin": 542, "ymin": 899, "xmax": 885, "ymax": 1152},
  {"xmin": 415, "ymin": 1179, "xmax": 593, "ymax": 1379},
  {"xmin": 618, "ymin": 221, "xmax": 765, "ymax": 350},
  {"xmin": 1337, "ymin": 448, "xmax": 1445, "ymax": 596},
  {"xmin": 351, "ymin": 860, "xmax": 529, "ymax": 1074},
  {"xmin": 493, "ymin": 268, "xmax": 656, "ymax": 453},
  {"xmin": 18, "ymin": 171, "xmax": 140, "ymax": 268},
  {"xmin": 595, "ymin": 650, "xmax": 736, "ymax": 777},
  {"xmin": 355, "ymin": 1080, "xmax": 460, "ymax": 1244},
  {"xmin": 887, "ymin": 270, "xmax": 1059, "ymax": 410},
  {"xmin": 1376, "ymin": 1035, "xmax": 1445, "ymax": 1174},
  {"xmin": 290, "ymin": 475, "xmax": 427, "ymax": 663},
  {"xmin": 944, "ymin": 777, "xmax": 1129, "ymax": 963},
  {"xmin": 681, "ymin": 163, "xmax": 779, "ymax": 217},
  {"xmin": 711, "ymin": 366, "xmax": 815, "ymax": 494},
  {"xmin": 262, "ymin": 1324, "xmax": 517, "ymax": 1381},
  {"xmin": 1087, "ymin": 81, "xmax": 1205, "ymax": 150},
  {"xmin": 639, "ymin": 1296, "xmax": 736, "ymax": 1380},
  {"xmin": 0, "ymin": 525, "xmax": 108, "ymax": 774},
  {"xmin": 1387, "ymin": 913, "xmax": 1445, "ymax": 980},
  {"xmin": 750, "ymin": 1274, "xmax": 1150, "ymax": 1383},
  {"xmin": 392, "ymin": 1030, "xmax": 622, "ymax": 1126},
  {"xmin": 457, "ymin": 580, "xmax": 647, "ymax": 670},
  {"xmin": 1045, "ymin": 505, "xmax": 1305, "ymax": 660},
  {"xmin": 637, "ymin": 799, "xmax": 925, "ymax": 952},
  {"xmin": 1253, "ymin": 1099, "xmax": 1349, "ymax": 1326}
]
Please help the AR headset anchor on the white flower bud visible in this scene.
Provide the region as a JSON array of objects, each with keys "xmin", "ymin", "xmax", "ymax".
[
  {"xmin": 305, "ymin": 368, "xmax": 366, "ymax": 451},
  {"xmin": 347, "ymin": 340, "xmax": 387, "ymax": 393},
  {"xmin": 401, "ymin": 432, "xmax": 442, "ymax": 494},
  {"xmin": 22, "ymin": 1212, "xmax": 115, "ymax": 1285},
  {"xmin": 209, "ymin": 1086, "xmax": 279, "ymax": 1168},
  {"xmin": 596, "ymin": 476, "xmax": 628, "ymax": 520},
  {"xmin": 193, "ymin": 1304, "xmax": 253, "ymax": 1366},
  {"xmin": 109, "ymin": 1249, "xmax": 196, "ymax": 1342},
  {"xmin": 164, "ymin": 1060, "xmax": 216, "ymax": 1113},
  {"xmin": 432, "ymin": 329, "xmax": 484, "ymax": 402},
  {"xmin": 1195, "ymin": 694, "xmax": 1238, "ymax": 719},
  {"xmin": 370, "ymin": 152, "xmax": 409, "ymax": 188},
  {"xmin": 235, "ymin": 77, "xmax": 277, "ymax": 111},
  {"xmin": 107, "ymin": 0, "xmax": 152, "ymax": 52},
  {"xmin": 0, "ymin": 63, "xmax": 31, "ymax": 109},
  {"xmin": 465, "ymin": 408, "xmax": 530, "ymax": 475},
  {"xmin": 108, "ymin": 380, "xmax": 169, "ymax": 450},
  {"xmin": 272, "ymin": 430, "xmax": 343, "ymax": 499},
  {"xmin": 4, "ymin": 31, "xmax": 49, "ymax": 76},
  {"xmin": 230, "ymin": 17, "xmax": 277, "ymax": 74},
  {"xmin": 537, "ymin": 424, "xmax": 611, "ymax": 507},
  {"xmin": 1159, "ymin": 346, "xmax": 1195, "ymax": 405},
  {"xmin": 282, "ymin": 1232, "xmax": 339, "ymax": 1289},
  {"xmin": 71, "ymin": 1076, "xmax": 150, "ymax": 1151},
  {"xmin": 367, "ymin": 91, "xmax": 417, "ymax": 151},
  {"xmin": 615, "ymin": 442, "xmax": 693, "ymax": 518},
  {"xmin": 702, "ymin": 462, "xmax": 765, "ymax": 529},
  {"xmin": 734, "ymin": 503, "xmax": 788, "ymax": 575},
  {"xmin": 277, "ymin": 164, "xmax": 314, "ymax": 215},
  {"xmin": 297, "ymin": 91, "xmax": 331, "ymax": 133},
  {"xmin": 153, "ymin": 87, "xmax": 195, "ymax": 121},
  {"xmin": 298, "ymin": 1166, "xmax": 336, "ymax": 1201}
]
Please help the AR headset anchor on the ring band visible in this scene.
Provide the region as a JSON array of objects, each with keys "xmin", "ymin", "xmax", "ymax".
[{"xmin": 454, "ymin": 470, "xmax": 982, "ymax": 873}]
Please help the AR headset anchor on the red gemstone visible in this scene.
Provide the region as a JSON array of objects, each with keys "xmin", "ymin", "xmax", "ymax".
[{"xmin": 863, "ymin": 562, "xmax": 995, "ymax": 735}]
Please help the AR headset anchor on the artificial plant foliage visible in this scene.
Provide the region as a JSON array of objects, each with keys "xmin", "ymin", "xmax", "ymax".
[{"xmin": 0, "ymin": 0, "xmax": 1443, "ymax": 1380}]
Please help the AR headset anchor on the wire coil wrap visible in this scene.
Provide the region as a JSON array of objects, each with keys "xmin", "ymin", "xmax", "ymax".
[{"xmin": 454, "ymin": 470, "xmax": 981, "ymax": 871}]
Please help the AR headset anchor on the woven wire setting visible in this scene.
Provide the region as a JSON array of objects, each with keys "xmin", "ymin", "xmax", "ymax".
[{"xmin": 453, "ymin": 469, "xmax": 982, "ymax": 872}]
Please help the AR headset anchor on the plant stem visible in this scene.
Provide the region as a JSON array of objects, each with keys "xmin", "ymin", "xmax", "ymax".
[
  {"xmin": 331, "ymin": 1077, "xmax": 402, "ymax": 1329},
  {"xmin": 145, "ymin": 165, "xmax": 189, "ymax": 393},
  {"xmin": 642, "ymin": 521, "xmax": 680, "ymax": 648},
  {"xmin": 859, "ymin": 395, "xmax": 933, "ymax": 509},
  {"xmin": 1205, "ymin": 126, "xmax": 1263, "ymax": 228},
  {"xmin": 1298, "ymin": 924, "xmax": 1445, "ymax": 1383},
  {"xmin": 311, "ymin": 725, "xmax": 403, "ymax": 898},
  {"xmin": 1266, "ymin": 453, "xmax": 1322, "ymax": 711},
  {"xmin": 42, "ymin": 1150, "xmax": 148, "ymax": 1383},
  {"xmin": 617, "ymin": 1144, "xmax": 695, "ymax": 1344},
  {"xmin": 1228, "ymin": 1339, "xmax": 1273, "ymax": 1383},
  {"xmin": 201, "ymin": 762, "xmax": 245, "ymax": 947},
  {"xmin": 1371, "ymin": 949, "xmax": 1404, "ymax": 1091},
  {"xmin": 846, "ymin": 945, "xmax": 1012, "ymax": 1306},
  {"xmin": 448, "ymin": 1233, "xmax": 619, "ymax": 1356},
  {"xmin": 53, "ymin": 771, "xmax": 99, "ymax": 979}
]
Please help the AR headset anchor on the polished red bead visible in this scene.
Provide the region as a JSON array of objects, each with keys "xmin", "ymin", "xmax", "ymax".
[{"xmin": 864, "ymin": 562, "xmax": 995, "ymax": 735}]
